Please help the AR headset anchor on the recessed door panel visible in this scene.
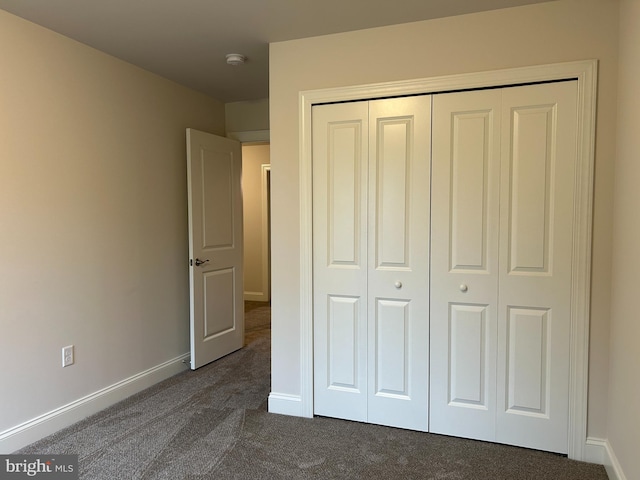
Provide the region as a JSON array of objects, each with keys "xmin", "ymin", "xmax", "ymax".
[
  {"xmin": 508, "ymin": 105, "xmax": 554, "ymax": 274},
  {"xmin": 506, "ymin": 307, "xmax": 550, "ymax": 416},
  {"xmin": 202, "ymin": 148, "xmax": 234, "ymax": 249},
  {"xmin": 328, "ymin": 296, "xmax": 361, "ymax": 390},
  {"xmin": 375, "ymin": 120, "xmax": 411, "ymax": 268},
  {"xmin": 449, "ymin": 303, "xmax": 488, "ymax": 407},
  {"xmin": 328, "ymin": 122, "xmax": 364, "ymax": 266},
  {"xmin": 450, "ymin": 111, "xmax": 492, "ymax": 272},
  {"xmin": 374, "ymin": 298, "xmax": 409, "ymax": 397},
  {"xmin": 203, "ymin": 268, "xmax": 235, "ymax": 338}
]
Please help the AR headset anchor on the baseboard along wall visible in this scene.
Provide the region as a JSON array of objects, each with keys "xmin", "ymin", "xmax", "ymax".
[
  {"xmin": 0, "ymin": 353, "xmax": 190, "ymax": 453},
  {"xmin": 244, "ymin": 291, "xmax": 269, "ymax": 302},
  {"xmin": 268, "ymin": 392, "xmax": 306, "ymax": 418}
]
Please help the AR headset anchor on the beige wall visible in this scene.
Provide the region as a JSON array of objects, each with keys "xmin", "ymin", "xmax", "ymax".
[
  {"xmin": 269, "ymin": 0, "xmax": 618, "ymax": 440},
  {"xmin": 0, "ymin": 9, "xmax": 224, "ymax": 438},
  {"xmin": 607, "ymin": 0, "xmax": 640, "ymax": 478},
  {"xmin": 242, "ymin": 144, "xmax": 271, "ymax": 301},
  {"xmin": 225, "ymin": 98, "xmax": 270, "ymax": 133}
]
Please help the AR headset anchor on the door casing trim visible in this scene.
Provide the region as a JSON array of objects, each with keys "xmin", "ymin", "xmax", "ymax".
[{"xmin": 297, "ymin": 60, "xmax": 597, "ymax": 461}]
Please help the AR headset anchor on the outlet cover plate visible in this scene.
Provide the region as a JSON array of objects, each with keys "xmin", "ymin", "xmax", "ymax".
[{"xmin": 62, "ymin": 345, "xmax": 74, "ymax": 367}]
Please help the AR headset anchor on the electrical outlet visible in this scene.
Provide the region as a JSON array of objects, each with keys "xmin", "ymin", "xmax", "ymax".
[{"xmin": 62, "ymin": 345, "xmax": 74, "ymax": 367}]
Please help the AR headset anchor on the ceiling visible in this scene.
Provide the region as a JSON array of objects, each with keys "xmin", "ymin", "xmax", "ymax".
[{"xmin": 0, "ymin": 0, "xmax": 553, "ymax": 103}]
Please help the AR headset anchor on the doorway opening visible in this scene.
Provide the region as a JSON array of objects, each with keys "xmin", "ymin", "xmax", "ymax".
[
  {"xmin": 241, "ymin": 143, "xmax": 271, "ymax": 349},
  {"xmin": 241, "ymin": 143, "xmax": 271, "ymax": 305}
]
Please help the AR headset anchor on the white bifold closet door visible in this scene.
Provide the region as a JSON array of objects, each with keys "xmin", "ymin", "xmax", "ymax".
[
  {"xmin": 429, "ymin": 81, "xmax": 577, "ymax": 453},
  {"xmin": 312, "ymin": 96, "xmax": 431, "ymax": 431}
]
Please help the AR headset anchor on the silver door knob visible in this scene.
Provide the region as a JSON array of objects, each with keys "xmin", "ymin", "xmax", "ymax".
[
  {"xmin": 394, "ymin": 281, "xmax": 402, "ymax": 289},
  {"xmin": 459, "ymin": 284, "xmax": 468, "ymax": 292},
  {"xmin": 194, "ymin": 258, "xmax": 210, "ymax": 266}
]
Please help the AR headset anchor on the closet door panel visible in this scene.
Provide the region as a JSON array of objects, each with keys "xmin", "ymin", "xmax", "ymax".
[
  {"xmin": 374, "ymin": 298, "xmax": 410, "ymax": 396},
  {"xmin": 448, "ymin": 303, "xmax": 489, "ymax": 406},
  {"xmin": 313, "ymin": 102, "xmax": 369, "ymax": 421},
  {"xmin": 367, "ymin": 96, "xmax": 431, "ymax": 431},
  {"xmin": 430, "ymin": 90, "xmax": 501, "ymax": 441},
  {"xmin": 505, "ymin": 306, "xmax": 550, "ymax": 413},
  {"xmin": 497, "ymin": 81, "xmax": 577, "ymax": 454}
]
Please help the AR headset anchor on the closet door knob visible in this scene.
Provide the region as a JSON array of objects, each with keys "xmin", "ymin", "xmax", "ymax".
[
  {"xmin": 394, "ymin": 281, "xmax": 402, "ymax": 289},
  {"xmin": 459, "ymin": 284, "xmax": 468, "ymax": 293}
]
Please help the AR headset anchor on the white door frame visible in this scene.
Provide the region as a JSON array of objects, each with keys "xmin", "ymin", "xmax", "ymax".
[{"xmin": 298, "ymin": 60, "xmax": 597, "ymax": 461}]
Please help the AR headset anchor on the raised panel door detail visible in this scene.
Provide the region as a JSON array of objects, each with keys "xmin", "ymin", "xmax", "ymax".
[
  {"xmin": 430, "ymin": 90, "xmax": 500, "ymax": 441},
  {"xmin": 327, "ymin": 295, "xmax": 361, "ymax": 391},
  {"xmin": 187, "ymin": 129, "xmax": 244, "ymax": 370},
  {"xmin": 375, "ymin": 119, "xmax": 411, "ymax": 269},
  {"xmin": 201, "ymin": 148, "xmax": 234, "ymax": 249},
  {"xmin": 367, "ymin": 96, "xmax": 430, "ymax": 432},
  {"xmin": 508, "ymin": 105, "xmax": 555, "ymax": 274},
  {"xmin": 449, "ymin": 303, "xmax": 489, "ymax": 408},
  {"xmin": 312, "ymin": 102, "xmax": 369, "ymax": 422},
  {"xmin": 203, "ymin": 268, "xmax": 235, "ymax": 339},
  {"xmin": 506, "ymin": 306, "xmax": 550, "ymax": 417},
  {"xmin": 450, "ymin": 111, "xmax": 492, "ymax": 272},
  {"xmin": 497, "ymin": 81, "xmax": 576, "ymax": 454},
  {"xmin": 328, "ymin": 122, "xmax": 363, "ymax": 266},
  {"xmin": 375, "ymin": 298, "xmax": 410, "ymax": 398}
]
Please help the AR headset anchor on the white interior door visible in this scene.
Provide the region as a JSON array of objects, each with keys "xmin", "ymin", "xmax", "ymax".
[
  {"xmin": 430, "ymin": 81, "xmax": 577, "ymax": 453},
  {"xmin": 313, "ymin": 81, "xmax": 577, "ymax": 450},
  {"xmin": 367, "ymin": 97, "xmax": 431, "ymax": 431},
  {"xmin": 313, "ymin": 101, "xmax": 369, "ymax": 422},
  {"xmin": 430, "ymin": 89, "xmax": 502, "ymax": 441},
  {"xmin": 496, "ymin": 81, "xmax": 577, "ymax": 453},
  {"xmin": 187, "ymin": 128, "xmax": 244, "ymax": 370},
  {"xmin": 312, "ymin": 96, "xmax": 431, "ymax": 431}
]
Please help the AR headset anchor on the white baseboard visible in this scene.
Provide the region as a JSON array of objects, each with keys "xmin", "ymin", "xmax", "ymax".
[
  {"xmin": 244, "ymin": 291, "xmax": 269, "ymax": 302},
  {"xmin": 602, "ymin": 438, "xmax": 628, "ymax": 480},
  {"xmin": 585, "ymin": 436, "xmax": 628, "ymax": 480},
  {"xmin": 584, "ymin": 437, "xmax": 607, "ymax": 465},
  {"xmin": 268, "ymin": 392, "xmax": 308, "ymax": 417},
  {"xmin": 0, "ymin": 353, "xmax": 190, "ymax": 454}
]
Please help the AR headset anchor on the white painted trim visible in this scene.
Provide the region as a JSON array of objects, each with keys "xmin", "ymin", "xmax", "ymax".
[
  {"xmin": 603, "ymin": 439, "xmax": 628, "ymax": 480},
  {"xmin": 298, "ymin": 60, "xmax": 597, "ymax": 460},
  {"xmin": 567, "ymin": 61, "xmax": 598, "ymax": 461},
  {"xmin": 227, "ymin": 130, "xmax": 270, "ymax": 143},
  {"xmin": 244, "ymin": 291, "xmax": 268, "ymax": 302},
  {"xmin": 0, "ymin": 353, "xmax": 190, "ymax": 454},
  {"xmin": 584, "ymin": 437, "xmax": 607, "ymax": 465},
  {"xmin": 584, "ymin": 437, "xmax": 629, "ymax": 479},
  {"xmin": 268, "ymin": 392, "xmax": 306, "ymax": 417},
  {"xmin": 299, "ymin": 84, "xmax": 314, "ymax": 419}
]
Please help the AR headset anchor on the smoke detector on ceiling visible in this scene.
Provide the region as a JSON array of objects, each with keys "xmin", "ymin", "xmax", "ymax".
[{"xmin": 226, "ymin": 53, "xmax": 246, "ymax": 66}]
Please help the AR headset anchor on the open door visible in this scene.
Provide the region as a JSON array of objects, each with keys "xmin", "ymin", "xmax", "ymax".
[{"xmin": 186, "ymin": 128, "xmax": 244, "ymax": 370}]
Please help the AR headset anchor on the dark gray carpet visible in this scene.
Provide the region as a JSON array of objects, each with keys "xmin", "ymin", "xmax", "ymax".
[{"xmin": 19, "ymin": 302, "xmax": 608, "ymax": 479}]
